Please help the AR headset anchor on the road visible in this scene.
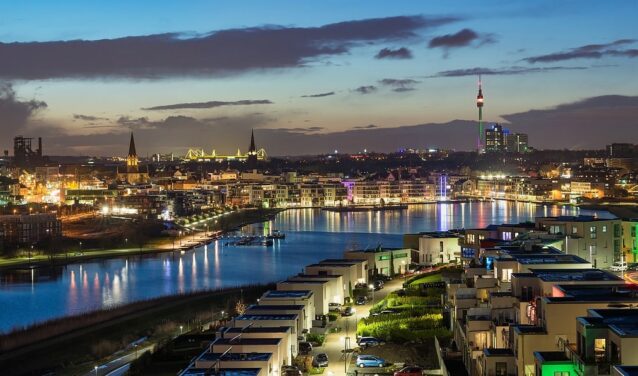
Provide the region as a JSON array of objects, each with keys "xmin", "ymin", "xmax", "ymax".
[{"xmin": 316, "ymin": 277, "xmax": 405, "ymax": 376}]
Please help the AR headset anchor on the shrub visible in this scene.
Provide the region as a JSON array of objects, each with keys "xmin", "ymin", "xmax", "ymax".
[
  {"xmin": 306, "ymin": 333, "xmax": 325, "ymax": 346},
  {"xmin": 327, "ymin": 312, "xmax": 339, "ymax": 322}
]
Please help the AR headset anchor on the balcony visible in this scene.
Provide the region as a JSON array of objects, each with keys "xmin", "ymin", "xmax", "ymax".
[{"xmin": 564, "ymin": 342, "xmax": 612, "ymax": 376}]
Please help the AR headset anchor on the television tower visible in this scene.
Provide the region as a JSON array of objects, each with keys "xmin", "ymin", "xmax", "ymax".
[{"xmin": 476, "ymin": 75, "xmax": 484, "ymax": 153}]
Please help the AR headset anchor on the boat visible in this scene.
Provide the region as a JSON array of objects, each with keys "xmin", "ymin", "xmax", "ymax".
[{"xmin": 267, "ymin": 230, "xmax": 286, "ymax": 239}]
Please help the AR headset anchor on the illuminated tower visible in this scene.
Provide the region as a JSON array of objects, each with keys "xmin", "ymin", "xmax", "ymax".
[
  {"xmin": 476, "ymin": 75, "xmax": 485, "ymax": 153},
  {"xmin": 247, "ymin": 129, "xmax": 258, "ymax": 169},
  {"xmin": 126, "ymin": 132, "xmax": 139, "ymax": 173}
]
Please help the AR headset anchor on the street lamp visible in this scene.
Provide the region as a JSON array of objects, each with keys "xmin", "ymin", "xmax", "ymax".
[
  {"xmin": 94, "ymin": 365, "xmax": 98, "ymax": 376},
  {"xmin": 180, "ymin": 325, "xmax": 183, "ymax": 334},
  {"xmin": 79, "ymin": 241, "xmax": 83, "ymax": 255}
]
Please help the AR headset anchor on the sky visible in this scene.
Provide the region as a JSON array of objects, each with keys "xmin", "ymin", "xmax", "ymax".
[{"xmin": 0, "ymin": 0, "xmax": 637, "ymax": 156}]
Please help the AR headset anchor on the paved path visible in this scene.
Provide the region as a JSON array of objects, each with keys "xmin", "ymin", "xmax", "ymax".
[
  {"xmin": 82, "ymin": 345, "xmax": 153, "ymax": 376},
  {"xmin": 316, "ymin": 277, "xmax": 405, "ymax": 376}
]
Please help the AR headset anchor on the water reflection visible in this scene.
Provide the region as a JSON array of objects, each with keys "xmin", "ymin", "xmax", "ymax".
[{"xmin": 0, "ymin": 202, "xmax": 612, "ymax": 331}]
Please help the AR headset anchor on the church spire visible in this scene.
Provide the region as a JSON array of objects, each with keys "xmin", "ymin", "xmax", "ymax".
[
  {"xmin": 128, "ymin": 132, "xmax": 137, "ymax": 157},
  {"xmin": 249, "ymin": 129, "xmax": 256, "ymax": 153},
  {"xmin": 126, "ymin": 133, "xmax": 139, "ymax": 173}
]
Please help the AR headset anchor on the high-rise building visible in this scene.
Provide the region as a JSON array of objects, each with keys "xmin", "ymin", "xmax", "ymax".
[
  {"xmin": 476, "ymin": 75, "xmax": 485, "ymax": 153},
  {"xmin": 505, "ymin": 132, "xmax": 529, "ymax": 153},
  {"xmin": 606, "ymin": 143, "xmax": 635, "ymax": 158},
  {"xmin": 485, "ymin": 124, "xmax": 505, "ymax": 152}
]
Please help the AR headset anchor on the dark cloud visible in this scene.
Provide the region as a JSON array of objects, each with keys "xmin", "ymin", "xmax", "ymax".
[
  {"xmin": 431, "ymin": 65, "xmax": 588, "ymax": 77},
  {"xmin": 428, "ymin": 28, "xmax": 495, "ymax": 51},
  {"xmin": 379, "ymin": 78, "xmax": 419, "ymax": 92},
  {"xmin": 142, "ymin": 99, "xmax": 272, "ymax": 111},
  {"xmin": 524, "ymin": 39, "xmax": 637, "ymax": 63},
  {"xmin": 354, "ymin": 124, "xmax": 378, "ymax": 129},
  {"xmin": 271, "ymin": 126, "xmax": 324, "ymax": 133},
  {"xmin": 0, "ymin": 15, "xmax": 457, "ymax": 80},
  {"xmin": 353, "ymin": 85, "xmax": 377, "ymax": 94},
  {"xmin": 375, "ymin": 47, "xmax": 413, "ymax": 59},
  {"xmin": 73, "ymin": 113, "xmax": 109, "ymax": 121},
  {"xmin": 301, "ymin": 92, "xmax": 335, "ymax": 98},
  {"xmin": 501, "ymin": 95, "xmax": 638, "ymax": 149},
  {"xmin": 0, "ymin": 83, "xmax": 47, "ymax": 135}
]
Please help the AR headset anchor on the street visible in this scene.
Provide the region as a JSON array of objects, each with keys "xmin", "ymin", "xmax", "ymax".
[{"xmin": 315, "ymin": 277, "xmax": 405, "ymax": 376}]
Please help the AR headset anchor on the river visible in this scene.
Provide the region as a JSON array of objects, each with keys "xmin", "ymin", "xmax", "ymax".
[{"xmin": 0, "ymin": 202, "xmax": 612, "ymax": 332}]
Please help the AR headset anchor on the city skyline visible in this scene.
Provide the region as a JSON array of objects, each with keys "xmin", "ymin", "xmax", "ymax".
[{"xmin": 0, "ymin": 0, "xmax": 637, "ymax": 156}]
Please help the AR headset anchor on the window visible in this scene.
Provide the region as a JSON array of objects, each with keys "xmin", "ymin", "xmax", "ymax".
[
  {"xmin": 502, "ymin": 232, "xmax": 512, "ymax": 241},
  {"xmin": 554, "ymin": 372, "xmax": 570, "ymax": 376},
  {"xmin": 602, "ymin": 225, "xmax": 607, "ymax": 233},
  {"xmin": 572, "ymin": 226, "xmax": 578, "ymax": 234},
  {"xmin": 590, "ymin": 226, "xmax": 597, "ymax": 239}
]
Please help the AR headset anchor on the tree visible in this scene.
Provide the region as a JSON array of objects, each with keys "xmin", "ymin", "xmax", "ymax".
[{"xmin": 389, "ymin": 250, "xmax": 395, "ymax": 277}]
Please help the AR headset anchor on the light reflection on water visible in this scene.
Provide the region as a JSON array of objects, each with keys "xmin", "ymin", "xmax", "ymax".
[{"xmin": 0, "ymin": 202, "xmax": 610, "ymax": 332}]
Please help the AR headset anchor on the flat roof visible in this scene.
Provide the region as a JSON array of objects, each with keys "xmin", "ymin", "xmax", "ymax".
[
  {"xmin": 213, "ymin": 338, "xmax": 282, "ymax": 346},
  {"xmin": 235, "ymin": 313, "xmax": 298, "ymax": 321},
  {"xmin": 614, "ymin": 366, "xmax": 638, "ymax": 376},
  {"xmin": 527, "ymin": 268, "xmax": 623, "ymax": 282},
  {"xmin": 417, "ymin": 231, "xmax": 461, "ymax": 238},
  {"xmin": 291, "ymin": 274, "xmax": 341, "ymax": 279},
  {"xmin": 513, "ymin": 325, "xmax": 547, "ymax": 335},
  {"xmin": 221, "ymin": 326, "xmax": 291, "ymax": 334},
  {"xmin": 279, "ymin": 280, "xmax": 328, "ymax": 285},
  {"xmin": 261, "ymin": 290, "xmax": 312, "ymax": 298},
  {"xmin": 199, "ymin": 352, "xmax": 272, "ymax": 362},
  {"xmin": 507, "ymin": 253, "xmax": 590, "ymax": 265},
  {"xmin": 534, "ymin": 351, "xmax": 570, "ymax": 363},
  {"xmin": 247, "ymin": 304, "xmax": 304, "ymax": 310},
  {"xmin": 483, "ymin": 348, "xmax": 514, "ymax": 357},
  {"xmin": 346, "ymin": 247, "xmax": 410, "ymax": 253},
  {"xmin": 181, "ymin": 368, "xmax": 262, "ymax": 376}
]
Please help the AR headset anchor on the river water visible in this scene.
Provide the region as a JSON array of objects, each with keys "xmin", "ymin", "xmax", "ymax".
[{"xmin": 0, "ymin": 202, "xmax": 612, "ymax": 332}]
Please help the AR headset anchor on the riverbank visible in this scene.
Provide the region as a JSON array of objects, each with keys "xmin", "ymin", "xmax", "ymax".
[
  {"xmin": 1, "ymin": 284, "xmax": 272, "ymax": 376},
  {"xmin": 0, "ymin": 208, "xmax": 282, "ymax": 271}
]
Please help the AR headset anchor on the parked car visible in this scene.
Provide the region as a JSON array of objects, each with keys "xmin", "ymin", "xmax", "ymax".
[
  {"xmin": 355, "ymin": 282, "xmax": 368, "ymax": 289},
  {"xmin": 373, "ymin": 280, "xmax": 384, "ymax": 290},
  {"xmin": 610, "ymin": 261, "xmax": 628, "ymax": 272},
  {"xmin": 380, "ymin": 309, "xmax": 398, "ymax": 315},
  {"xmin": 342, "ymin": 306, "xmax": 356, "ymax": 316},
  {"xmin": 394, "ymin": 366, "xmax": 424, "ymax": 376},
  {"xmin": 282, "ymin": 365, "xmax": 302, "ymax": 376},
  {"xmin": 329, "ymin": 302, "xmax": 342, "ymax": 312},
  {"xmin": 629, "ymin": 263, "xmax": 638, "ymax": 271},
  {"xmin": 357, "ymin": 336, "xmax": 382, "ymax": 348},
  {"xmin": 355, "ymin": 296, "xmax": 367, "ymax": 305},
  {"xmin": 298, "ymin": 341, "xmax": 312, "ymax": 354},
  {"xmin": 312, "ymin": 353, "xmax": 329, "ymax": 367},
  {"xmin": 356, "ymin": 355, "xmax": 386, "ymax": 368}
]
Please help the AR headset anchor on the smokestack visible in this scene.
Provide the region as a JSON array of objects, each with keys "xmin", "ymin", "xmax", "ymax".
[{"xmin": 38, "ymin": 137, "xmax": 42, "ymax": 157}]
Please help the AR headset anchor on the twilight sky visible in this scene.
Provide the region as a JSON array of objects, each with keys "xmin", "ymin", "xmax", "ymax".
[{"xmin": 0, "ymin": 0, "xmax": 637, "ymax": 156}]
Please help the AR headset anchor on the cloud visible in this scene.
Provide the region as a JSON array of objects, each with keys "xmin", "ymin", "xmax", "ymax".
[
  {"xmin": 301, "ymin": 91, "xmax": 335, "ymax": 98},
  {"xmin": 524, "ymin": 39, "xmax": 637, "ymax": 63},
  {"xmin": 73, "ymin": 113, "xmax": 109, "ymax": 121},
  {"xmin": 0, "ymin": 83, "xmax": 47, "ymax": 135},
  {"xmin": 375, "ymin": 47, "xmax": 413, "ymax": 59},
  {"xmin": 500, "ymin": 95, "xmax": 638, "ymax": 149},
  {"xmin": 431, "ymin": 65, "xmax": 588, "ymax": 77},
  {"xmin": 142, "ymin": 99, "xmax": 273, "ymax": 111},
  {"xmin": 353, "ymin": 124, "xmax": 378, "ymax": 129},
  {"xmin": 353, "ymin": 85, "xmax": 377, "ymax": 94},
  {"xmin": 428, "ymin": 28, "xmax": 495, "ymax": 52},
  {"xmin": 379, "ymin": 78, "xmax": 419, "ymax": 92},
  {"xmin": 271, "ymin": 126, "xmax": 324, "ymax": 133},
  {"xmin": 0, "ymin": 15, "xmax": 457, "ymax": 80}
]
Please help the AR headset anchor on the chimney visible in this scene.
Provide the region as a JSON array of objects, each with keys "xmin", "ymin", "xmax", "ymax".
[{"xmin": 38, "ymin": 137, "xmax": 43, "ymax": 157}]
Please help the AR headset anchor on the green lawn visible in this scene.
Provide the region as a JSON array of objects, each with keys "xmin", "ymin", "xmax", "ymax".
[{"xmin": 408, "ymin": 272, "xmax": 442, "ymax": 286}]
